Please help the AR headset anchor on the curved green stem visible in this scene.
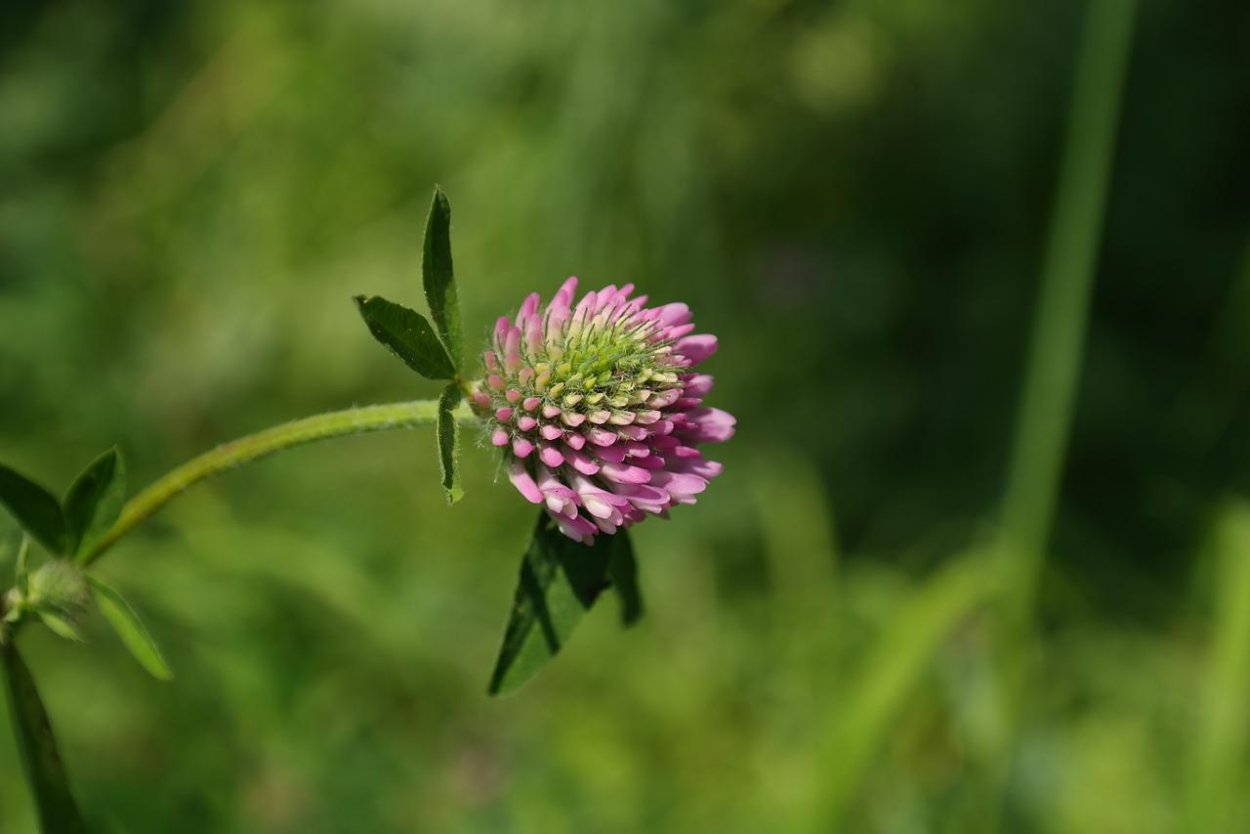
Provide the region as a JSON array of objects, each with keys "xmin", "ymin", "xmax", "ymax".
[{"xmin": 80, "ymin": 399, "xmax": 468, "ymax": 567}]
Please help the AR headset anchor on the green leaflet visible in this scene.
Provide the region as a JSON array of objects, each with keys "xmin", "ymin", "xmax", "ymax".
[
  {"xmin": 0, "ymin": 465, "xmax": 67, "ymax": 556},
  {"xmin": 608, "ymin": 531, "xmax": 643, "ymax": 627},
  {"xmin": 63, "ymin": 448, "xmax": 126, "ymax": 558},
  {"xmin": 0, "ymin": 526, "xmax": 23, "ymax": 584},
  {"xmin": 87, "ymin": 575, "xmax": 173, "ymax": 681},
  {"xmin": 422, "ymin": 186, "xmax": 463, "ymax": 370},
  {"xmin": 488, "ymin": 517, "xmax": 638, "ymax": 695},
  {"xmin": 355, "ymin": 295, "xmax": 457, "ymax": 381},
  {"xmin": 437, "ymin": 384, "xmax": 464, "ymax": 505},
  {"xmin": 35, "ymin": 610, "xmax": 83, "ymax": 643}
]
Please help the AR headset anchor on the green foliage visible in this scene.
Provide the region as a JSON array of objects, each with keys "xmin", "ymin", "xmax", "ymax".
[
  {"xmin": 489, "ymin": 516, "xmax": 635, "ymax": 696},
  {"xmin": 0, "ymin": 449, "xmax": 126, "ymax": 565},
  {"xmin": 423, "ymin": 186, "xmax": 463, "ymax": 370},
  {"xmin": 63, "ymin": 448, "xmax": 125, "ymax": 559},
  {"xmin": 13, "ymin": 534, "xmax": 29, "ymax": 598},
  {"xmin": 21, "ymin": 561, "xmax": 91, "ymax": 643},
  {"xmin": 0, "ymin": 528, "xmax": 22, "ymax": 586},
  {"xmin": 1182, "ymin": 503, "xmax": 1250, "ymax": 833},
  {"xmin": 436, "ymin": 384, "xmax": 464, "ymax": 505},
  {"xmin": 354, "ymin": 296, "xmax": 456, "ymax": 381},
  {"xmin": 817, "ymin": 550, "xmax": 998, "ymax": 822},
  {"xmin": 0, "ymin": 466, "xmax": 67, "ymax": 556},
  {"xmin": 1, "ymin": 0, "xmax": 1247, "ymax": 831},
  {"xmin": 86, "ymin": 576, "xmax": 173, "ymax": 682},
  {"xmin": 34, "ymin": 610, "xmax": 83, "ymax": 643},
  {"xmin": 607, "ymin": 529, "xmax": 643, "ymax": 627},
  {"xmin": 0, "ymin": 643, "xmax": 88, "ymax": 834},
  {"xmin": 356, "ymin": 187, "xmax": 465, "ymax": 383}
]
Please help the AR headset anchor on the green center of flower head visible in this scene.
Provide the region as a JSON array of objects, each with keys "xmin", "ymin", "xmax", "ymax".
[
  {"xmin": 534, "ymin": 322, "xmax": 678, "ymax": 409},
  {"xmin": 473, "ymin": 284, "xmax": 685, "ymax": 431}
]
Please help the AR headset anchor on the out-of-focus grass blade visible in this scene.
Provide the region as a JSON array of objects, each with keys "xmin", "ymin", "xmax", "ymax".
[
  {"xmin": 488, "ymin": 514, "xmax": 616, "ymax": 696},
  {"xmin": 64, "ymin": 448, "xmax": 125, "ymax": 558},
  {"xmin": 750, "ymin": 447, "xmax": 839, "ymax": 635},
  {"xmin": 816, "ymin": 550, "xmax": 998, "ymax": 826},
  {"xmin": 87, "ymin": 575, "xmax": 174, "ymax": 681},
  {"xmin": 436, "ymin": 384, "xmax": 464, "ymax": 504},
  {"xmin": 422, "ymin": 186, "xmax": 462, "ymax": 370},
  {"xmin": 999, "ymin": 0, "xmax": 1138, "ymax": 580},
  {"xmin": 0, "ymin": 465, "xmax": 67, "ymax": 556},
  {"xmin": 1182, "ymin": 501, "xmax": 1250, "ymax": 834},
  {"xmin": 0, "ymin": 641, "xmax": 89, "ymax": 833},
  {"xmin": 985, "ymin": 0, "xmax": 1139, "ymax": 821}
]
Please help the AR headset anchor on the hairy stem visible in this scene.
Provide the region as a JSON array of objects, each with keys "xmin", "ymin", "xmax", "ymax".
[{"xmin": 80, "ymin": 399, "xmax": 467, "ymax": 567}]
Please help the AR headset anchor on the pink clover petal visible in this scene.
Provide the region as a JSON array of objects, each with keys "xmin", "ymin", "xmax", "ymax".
[
  {"xmin": 536, "ymin": 469, "xmax": 580, "ymax": 518},
  {"xmin": 672, "ymin": 456, "xmax": 724, "ymax": 480},
  {"xmin": 651, "ymin": 471, "xmax": 707, "ymax": 503},
  {"xmin": 592, "ymin": 515, "xmax": 622, "ymax": 535},
  {"xmin": 593, "ymin": 444, "xmax": 628, "ymax": 464},
  {"xmin": 685, "ymin": 407, "xmax": 736, "ymax": 443},
  {"xmin": 539, "ymin": 444, "xmax": 564, "ymax": 468},
  {"xmin": 648, "ymin": 390, "xmax": 681, "ymax": 409},
  {"xmin": 600, "ymin": 462, "xmax": 651, "ymax": 485},
  {"xmin": 525, "ymin": 315, "xmax": 543, "ymax": 354},
  {"xmin": 587, "ymin": 427, "xmax": 617, "ymax": 447},
  {"xmin": 566, "ymin": 450, "xmax": 600, "ymax": 476},
  {"xmin": 674, "ymin": 334, "xmax": 718, "ymax": 364},
  {"xmin": 656, "ymin": 302, "xmax": 691, "ymax": 327},
  {"xmin": 508, "ymin": 464, "xmax": 544, "ymax": 504},
  {"xmin": 618, "ymin": 425, "xmax": 649, "ymax": 441},
  {"xmin": 551, "ymin": 510, "xmax": 597, "ymax": 544}
]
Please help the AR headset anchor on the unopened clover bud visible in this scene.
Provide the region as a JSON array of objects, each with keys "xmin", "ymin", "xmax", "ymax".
[{"xmin": 24, "ymin": 560, "xmax": 91, "ymax": 640}]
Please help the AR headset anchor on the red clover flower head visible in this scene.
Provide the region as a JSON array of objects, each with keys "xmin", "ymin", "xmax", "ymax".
[{"xmin": 472, "ymin": 277, "xmax": 735, "ymax": 543}]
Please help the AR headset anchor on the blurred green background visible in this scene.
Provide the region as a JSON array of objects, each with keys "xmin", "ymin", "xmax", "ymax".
[{"xmin": 3, "ymin": 0, "xmax": 1250, "ymax": 831}]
